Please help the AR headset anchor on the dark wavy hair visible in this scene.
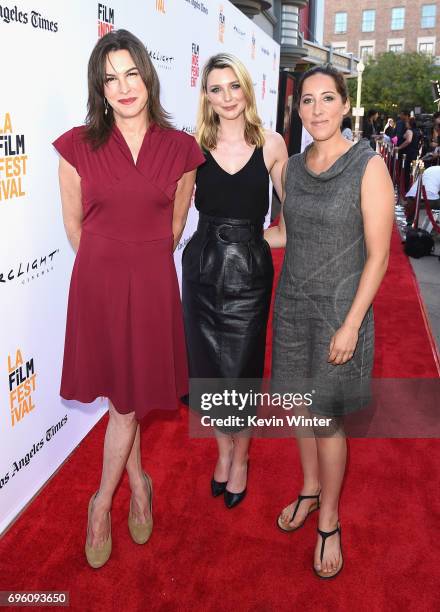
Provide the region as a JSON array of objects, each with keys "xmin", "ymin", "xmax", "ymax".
[
  {"xmin": 296, "ymin": 64, "xmax": 349, "ymax": 107},
  {"xmin": 84, "ymin": 29, "xmax": 173, "ymax": 148}
]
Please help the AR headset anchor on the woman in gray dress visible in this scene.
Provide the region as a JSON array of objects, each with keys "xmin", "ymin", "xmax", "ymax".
[{"xmin": 264, "ymin": 65, "xmax": 394, "ymax": 579}]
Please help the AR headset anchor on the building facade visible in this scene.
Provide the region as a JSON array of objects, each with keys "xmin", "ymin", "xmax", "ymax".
[
  {"xmin": 231, "ymin": 1, "xmax": 358, "ymax": 73},
  {"xmin": 230, "ymin": 1, "xmax": 360, "ymax": 154},
  {"xmin": 324, "ymin": 0, "xmax": 440, "ymax": 61}
]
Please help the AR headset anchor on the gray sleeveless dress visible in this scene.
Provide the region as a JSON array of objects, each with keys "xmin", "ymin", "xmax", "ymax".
[{"xmin": 272, "ymin": 140, "xmax": 378, "ymax": 416}]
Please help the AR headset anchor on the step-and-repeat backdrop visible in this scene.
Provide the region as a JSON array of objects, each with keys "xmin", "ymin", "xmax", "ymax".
[{"xmin": 0, "ymin": 0, "xmax": 279, "ymax": 533}]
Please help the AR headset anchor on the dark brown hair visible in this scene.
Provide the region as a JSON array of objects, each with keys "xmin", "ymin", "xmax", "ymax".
[
  {"xmin": 296, "ymin": 64, "xmax": 349, "ymax": 107},
  {"xmin": 84, "ymin": 29, "xmax": 173, "ymax": 148}
]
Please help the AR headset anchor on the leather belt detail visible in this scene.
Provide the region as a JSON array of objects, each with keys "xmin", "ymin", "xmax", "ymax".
[
  {"xmin": 216, "ymin": 225, "xmax": 254, "ymax": 243},
  {"xmin": 197, "ymin": 213, "xmax": 263, "ymax": 243}
]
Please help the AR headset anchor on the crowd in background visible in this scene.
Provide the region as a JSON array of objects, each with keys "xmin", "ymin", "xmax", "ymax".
[
  {"xmin": 339, "ymin": 107, "xmax": 440, "ymax": 228},
  {"xmin": 341, "ymin": 107, "xmax": 440, "ymax": 190}
]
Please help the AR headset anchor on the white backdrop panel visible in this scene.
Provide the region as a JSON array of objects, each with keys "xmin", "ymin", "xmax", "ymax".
[{"xmin": 0, "ymin": 0, "xmax": 279, "ymax": 534}]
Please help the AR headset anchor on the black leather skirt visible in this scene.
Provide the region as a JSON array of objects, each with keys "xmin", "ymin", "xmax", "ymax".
[{"xmin": 182, "ymin": 213, "xmax": 274, "ymax": 381}]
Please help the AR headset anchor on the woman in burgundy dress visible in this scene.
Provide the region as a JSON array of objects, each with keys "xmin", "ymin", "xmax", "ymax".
[{"xmin": 53, "ymin": 30, "xmax": 204, "ymax": 568}]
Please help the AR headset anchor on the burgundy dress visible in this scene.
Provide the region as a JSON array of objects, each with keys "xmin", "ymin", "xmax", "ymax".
[{"xmin": 53, "ymin": 123, "xmax": 205, "ymax": 420}]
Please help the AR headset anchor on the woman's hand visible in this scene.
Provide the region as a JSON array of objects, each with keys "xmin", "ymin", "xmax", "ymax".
[
  {"xmin": 328, "ymin": 323, "xmax": 359, "ymax": 365},
  {"xmin": 264, "ymin": 207, "xmax": 286, "ymax": 248}
]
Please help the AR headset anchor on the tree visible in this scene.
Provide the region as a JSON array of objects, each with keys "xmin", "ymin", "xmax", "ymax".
[{"xmin": 347, "ymin": 52, "xmax": 440, "ymax": 116}]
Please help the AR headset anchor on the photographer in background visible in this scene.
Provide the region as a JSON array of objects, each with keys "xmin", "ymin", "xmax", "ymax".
[
  {"xmin": 383, "ymin": 117, "xmax": 396, "ymax": 145},
  {"xmin": 429, "ymin": 111, "xmax": 440, "ymax": 151},
  {"xmin": 396, "ymin": 109, "xmax": 410, "ymax": 146},
  {"xmin": 384, "ymin": 117, "xmax": 396, "ymax": 137},
  {"xmin": 419, "ymin": 112, "xmax": 440, "ymax": 167},
  {"xmin": 341, "ymin": 116, "xmax": 354, "ymax": 141},
  {"xmin": 405, "ymin": 164, "xmax": 440, "ymax": 224},
  {"xmin": 363, "ymin": 109, "xmax": 379, "ymax": 149},
  {"xmin": 395, "ymin": 117, "xmax": 422, "ymax": 192}
]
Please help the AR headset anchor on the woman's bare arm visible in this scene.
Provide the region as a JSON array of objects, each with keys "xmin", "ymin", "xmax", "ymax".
[
  {"xmin": 264, "ymin": 147, "xmax": 288, "ymax": 250},
  {"xmin": 172, "ymin": 169, "xmax": 197, "ymax": 251},
  {"xmin": 58, "ymin": 157, "xmax": 82, "ymax": 252},
  {"xmin": 396, "ymin": 129, "xmax": 413, "ymax": 151},
  {"xmin": 328, "ymin": 155, "xmax": 395, "ymax": 365}
]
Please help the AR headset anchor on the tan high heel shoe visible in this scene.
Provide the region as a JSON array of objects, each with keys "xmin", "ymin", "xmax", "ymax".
[
  {"xmin": 128, "ymin": 472, "xmax": 153, "ymax": 545},
  {"xmin": 85, "ymin": 492, "xmax": 112, "ymax": 569}
]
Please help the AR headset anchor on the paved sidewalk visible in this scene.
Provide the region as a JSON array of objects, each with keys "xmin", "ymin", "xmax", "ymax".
[
  {"xmin": 395, "ymin": 204, "xmax": 440, "ymax": 357},
  {"xmin": 410, "ymin": 253, "xmax": 440, "ymax": 351}
]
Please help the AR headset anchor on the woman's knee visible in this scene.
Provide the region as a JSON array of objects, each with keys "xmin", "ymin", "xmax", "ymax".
[
  {"xmin": 313, "ymin": 416, "xmax": 345, "ymax": 438},
  {"xmin": 108, "ymin": 402, "xmax": 137, "ymax": 428}
]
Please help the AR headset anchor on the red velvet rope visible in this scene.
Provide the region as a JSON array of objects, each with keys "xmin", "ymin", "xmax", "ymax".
[
  {"xmin": 383, "ymin": 146, "xmax": 394, "ymax": 177},
  {"xmin": 380, "ymin": 146, "xmax": 390, "ymax": 176}
]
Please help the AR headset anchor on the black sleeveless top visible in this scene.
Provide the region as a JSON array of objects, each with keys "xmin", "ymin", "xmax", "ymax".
[
  {"xmin": 405, "ymin": 127, "xmax": 421, "ymax": 158},
  {"xmin": 195, "ymin": 147, "xmax": 269, "ymax": 223}
]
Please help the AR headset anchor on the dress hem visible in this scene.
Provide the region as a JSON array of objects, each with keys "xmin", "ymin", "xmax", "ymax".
[{"xmin": 60, "ymin": 390, "xmax": 186, "ymax": 420}]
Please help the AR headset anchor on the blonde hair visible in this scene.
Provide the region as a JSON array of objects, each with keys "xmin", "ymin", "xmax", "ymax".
[{"xmin": 196, "ymin": 53, "xmax": 265, "ymax": 151}]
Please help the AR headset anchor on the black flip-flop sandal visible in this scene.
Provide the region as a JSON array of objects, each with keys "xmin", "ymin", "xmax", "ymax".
[
  {"xmin": 276, "ymin": 492, "xmax": 320, "ymax": 533},
  {"xmin": 313, "ymin": 523, "xmax": 344, "ymax": 579}
]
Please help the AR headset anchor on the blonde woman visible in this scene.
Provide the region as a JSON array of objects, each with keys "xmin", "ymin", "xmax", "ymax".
[{"xmin": 182, "ymin": 53, "xmax": 287, "ymax": 508}]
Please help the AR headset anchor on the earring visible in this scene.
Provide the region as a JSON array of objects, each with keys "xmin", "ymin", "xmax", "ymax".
[{"xmin": 104, "ymin": 98, "xmax": 109, "ymax": 116}]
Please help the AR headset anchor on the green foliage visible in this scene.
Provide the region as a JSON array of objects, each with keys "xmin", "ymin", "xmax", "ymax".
[{"xmin": 347, "ymin": 52, "xmax": 440, "ymax": 116}]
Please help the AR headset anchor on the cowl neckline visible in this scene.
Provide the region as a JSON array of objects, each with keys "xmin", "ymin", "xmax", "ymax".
[{"xmin": 301, "ymin": 139, "xmax": 372, "ymax": 181}]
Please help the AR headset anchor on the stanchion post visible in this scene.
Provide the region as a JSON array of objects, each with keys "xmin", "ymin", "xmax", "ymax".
[
  {"xmin": 413, "ymin": 167, "xmax": 424, "ymax": 229},
  {"xmin": 393, "ymin": 149, "xmax": 399, "ymax": 186},
  {"xmin": 400, "ymin": 154, "xmax": 407, "ymax": 200},
  {"xmin": 353, "ymin": 60, "xmax": 365, "ymax": 141}
]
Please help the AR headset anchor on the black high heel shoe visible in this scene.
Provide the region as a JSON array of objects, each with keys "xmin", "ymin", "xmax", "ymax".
[
  {"xmin": 211, "ymin": 478, "xmax": 227, "ymax": 497},
  {"xmin": 224, "ymin": 487, "xmax": 247, "ymax": 508},
  {"xmin": 224, "ymin": 461, "xmax": 248, "ymax": 509}
]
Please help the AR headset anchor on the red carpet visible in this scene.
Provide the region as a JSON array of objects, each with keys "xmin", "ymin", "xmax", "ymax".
[{"xmin": 1, "ymin": 227, "xmax": 439, "ymax": 611}]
